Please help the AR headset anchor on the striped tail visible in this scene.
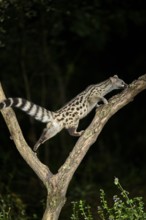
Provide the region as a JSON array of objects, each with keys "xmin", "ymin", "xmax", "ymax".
[{"xmin": 0, "ymin": 98, "xmax": 53, "ymax": 123}]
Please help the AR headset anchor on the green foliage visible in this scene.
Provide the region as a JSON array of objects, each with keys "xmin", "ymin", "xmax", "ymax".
[
  {"xmin": 71, "ymin": 200, "xmax": 93, "ymax": 220},
  {"xmin": 71, "ymin": 178, "xmax": 146, "ymax": 220},
  {"xmin": 0, "ymin": 193, "xmax": 37, "ymax": 220},
  {"xmin": 98, "ymin": 178, "xmax": 146, "ymax": 220}
]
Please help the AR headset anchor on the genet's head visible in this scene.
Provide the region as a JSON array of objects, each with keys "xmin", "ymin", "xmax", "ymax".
[{"xmin": 110, "ymin": 75, "xmax": 127, "ymax": 90}]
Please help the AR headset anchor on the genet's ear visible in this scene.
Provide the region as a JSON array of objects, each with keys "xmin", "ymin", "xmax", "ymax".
[
  {"xmin": 110, "ymin": 75, "xmax": 119, "ymax": 83},
  {"xmin": 113, "ymin": 75, "xmax": 118, "ymax": 78}
]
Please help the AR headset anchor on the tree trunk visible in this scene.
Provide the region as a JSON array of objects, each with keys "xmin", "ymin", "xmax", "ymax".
[{"xmin": 42, "ymin": 191, "xmax": 66, "ymax": 220}]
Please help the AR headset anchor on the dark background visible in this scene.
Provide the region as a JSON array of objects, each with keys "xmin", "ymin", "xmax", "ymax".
[{"xmin": 0, "ymin": 1, "xmax": 146, "ymax": 219}]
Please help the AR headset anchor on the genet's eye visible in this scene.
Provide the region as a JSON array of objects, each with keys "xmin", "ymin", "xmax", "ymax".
[{"xmin": 121, "ymin": 81, "xmax": 127, "ymax": 87}]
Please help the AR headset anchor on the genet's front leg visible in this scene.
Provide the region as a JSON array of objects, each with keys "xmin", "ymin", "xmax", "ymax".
[
  {"xmin": 96, "ymin": 96, "xmax": 108, "ymax": 108},
  {"xmin": 100, "ymin": 96, "xmax": 108, "ymax": 104}
]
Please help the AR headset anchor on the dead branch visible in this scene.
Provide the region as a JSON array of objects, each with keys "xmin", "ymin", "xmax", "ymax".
[
  {"xmin": 0, "ymin": 83, "xmax": 53, "ymax": 186},
  {"xmin": 0, "ymin": 74, "xmax": 146, "ymax": 220},
  {"xmin": 56, "ymin": 74, "xmax": 146, "ymax": 195}
]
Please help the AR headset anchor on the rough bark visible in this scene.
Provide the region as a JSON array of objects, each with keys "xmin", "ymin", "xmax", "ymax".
[{"xmin": 0, "ymin": 74, "xmax": 146, "ymax": 220}]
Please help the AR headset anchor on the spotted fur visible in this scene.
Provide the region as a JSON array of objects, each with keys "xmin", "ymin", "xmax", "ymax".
[{"xmin": 0, "ymin": 75, "xmax": 127, "ymax": 151}]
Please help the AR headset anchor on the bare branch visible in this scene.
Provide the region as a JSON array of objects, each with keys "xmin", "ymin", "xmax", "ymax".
[
  {"xmin": 57, "ymin": 74, "xmax": 146, "ymax": 194},
  {"xmin": 0, "ymin": 83, "xmax": 53, "ymax": 186}
]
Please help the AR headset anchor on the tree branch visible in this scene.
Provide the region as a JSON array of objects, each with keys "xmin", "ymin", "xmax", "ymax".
[
  {"xmin": 0, "ymin": 83, "xmax": 53, "ymax": 186},
  {"xmin": 57, "ymin": 74, "xmax": 146, "ymax": 194}
]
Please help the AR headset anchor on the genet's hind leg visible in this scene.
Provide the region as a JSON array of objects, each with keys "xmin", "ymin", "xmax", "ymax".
[
  {"xmin": 68, "ymin": 127, "xmax": 84, "ymax": 136},
  {"xmin": 33, "ymin": 128, "xmax": 49, "ymax": 151},
  {"xmin": 33, "ymin": 121, "xmax": 62, "ymax": 151},
  {"xmin": 67, "ymin": 121, "xmax": 84, "ymax": 137}
]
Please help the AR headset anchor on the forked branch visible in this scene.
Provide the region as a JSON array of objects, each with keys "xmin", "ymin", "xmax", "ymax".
[{"xmin": 0, "ymin": 74, "xmax": 146, "ymax": 220}]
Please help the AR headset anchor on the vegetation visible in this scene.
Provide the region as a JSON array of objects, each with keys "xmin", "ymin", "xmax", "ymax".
[
  {"xmin": 0, "ymin": 193, "xmax": 37, "ymax": 220},
  {"xmin": 0, "ymin": 0, "xmax": 146, "ymax": 219},
  {"xmin": 98, "ymin": 178, "xmax": 146, "ymax": 220},
  {"xmin": 71, "ymin": 178, "xmax": 146, "ymax": 220}
]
